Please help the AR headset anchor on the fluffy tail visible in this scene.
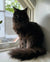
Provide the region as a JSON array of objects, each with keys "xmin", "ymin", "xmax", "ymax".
[{"xmin": 9, "ymin": 48, "xmax": 46, "ymax": 61}]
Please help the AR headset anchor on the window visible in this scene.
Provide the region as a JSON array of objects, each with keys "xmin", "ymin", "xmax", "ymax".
[
  {"xmin": 5, "ymin": 0, "xmax": 23, "ymax": 42},
  {"xmin": 0, "ymin": 0, "xmax": 5, "ymax": 38},
  {"xmin": 0, "ymin": 0, "xmax": 24, "ymax": 51},
  {"xmin": 0, "ymin": 0, "xmax": 34, "ymax": 51}
]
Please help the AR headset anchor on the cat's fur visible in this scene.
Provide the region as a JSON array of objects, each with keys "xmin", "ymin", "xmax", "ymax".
[{"xmin": 9, "ymin": 7, "xmax": 46, "ymax": 61}]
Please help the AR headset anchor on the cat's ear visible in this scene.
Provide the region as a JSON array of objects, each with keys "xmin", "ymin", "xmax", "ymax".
[
  {"xmin": 24, "ymin": 7, "xmax": 28, "ymax": 13},
  {"xmin": 13, "ymin": 7, "xmax": 17, "ymax": 11},
  {"xmin": 13, "ymin": 7, "xmax": 19, "ymax": 12}
]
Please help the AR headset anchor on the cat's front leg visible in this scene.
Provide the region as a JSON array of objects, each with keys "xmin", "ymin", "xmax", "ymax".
[
  {"xmin": 20, "ymin": 38, "xmax": 27, "ymax": 48},
  {"xmin": 19, "ymin": 38, "xmax": 26, "ymax": 48},
  {"xmin": 26, "ymin": 40, "xmax": 31, "ymax": 48}
]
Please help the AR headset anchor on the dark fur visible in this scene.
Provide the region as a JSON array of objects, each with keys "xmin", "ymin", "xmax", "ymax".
[{"xmin": 9, "ymin": 7, "xmax": 46, "ymax": 61}]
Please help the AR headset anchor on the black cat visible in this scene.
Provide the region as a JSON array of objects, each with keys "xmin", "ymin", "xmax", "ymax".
[{"xmin": 9, "ymin": 7, "xmax": 46, "ymax": 61}]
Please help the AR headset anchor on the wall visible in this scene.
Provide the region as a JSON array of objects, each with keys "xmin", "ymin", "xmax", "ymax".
[
  {"xmin": 34, "ymin": 0, "xmax": 50, "ymax": 52},
  {"xmin": 31, "ymin": 0, "xmax": 36, "ymax": 6}
]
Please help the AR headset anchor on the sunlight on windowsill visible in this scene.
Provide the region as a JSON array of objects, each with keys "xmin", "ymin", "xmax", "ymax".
[{"xmin": 0, "ymin": 37, "xmax": 19, "ymax": 52}]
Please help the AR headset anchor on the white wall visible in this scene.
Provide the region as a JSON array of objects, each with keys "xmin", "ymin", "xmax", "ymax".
[{"xmin": 34, "ymin": 0, "xmax": 50, "ymax": 52}]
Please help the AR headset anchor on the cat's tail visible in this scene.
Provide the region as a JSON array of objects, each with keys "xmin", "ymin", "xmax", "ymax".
[{"xmin": 9, "ymin": 48, "xmax": 46, "ymax": 61}]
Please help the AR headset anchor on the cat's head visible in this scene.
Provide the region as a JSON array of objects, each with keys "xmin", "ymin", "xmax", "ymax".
[{"xmin": 13, "ymin": 7, "xmax": 29, "ymax": 23}]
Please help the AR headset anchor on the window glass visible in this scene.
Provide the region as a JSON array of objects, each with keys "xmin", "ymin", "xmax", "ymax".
[
  {"xmin": 0, "ymin": 0, "xmax": 23, "ymax": 43},
  {"xmin": 0, "ymin": 0, "xmax": 4, "ymax": 10}
]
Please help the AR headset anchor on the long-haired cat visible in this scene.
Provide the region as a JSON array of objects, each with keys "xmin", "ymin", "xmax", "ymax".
[{"xmin": 9, "ymin": 7, "xmax": 46, "ymax": 61}]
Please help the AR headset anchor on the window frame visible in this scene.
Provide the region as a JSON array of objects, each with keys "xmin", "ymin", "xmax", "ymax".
[{"xmin": 18, "ymin": 0, "xmax": 34, "ymax": 21}]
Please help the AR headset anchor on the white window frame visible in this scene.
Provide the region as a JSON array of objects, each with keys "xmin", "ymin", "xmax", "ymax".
[
  {"xmin": 0, "ymin": 0, "xmax": 35, "ymax": 52},
  {"xmin": 24, "ymin": 0, "xmax": 34, "ymax": 21},
  {"xmin": 18, "ymin": 0, "xmax": 35, "ymax": 22}
]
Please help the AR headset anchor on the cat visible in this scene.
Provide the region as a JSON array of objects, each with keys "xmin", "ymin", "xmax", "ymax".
[{"xmin": 9, "ymin": 7, "xmax": 46, "ymax": 61}]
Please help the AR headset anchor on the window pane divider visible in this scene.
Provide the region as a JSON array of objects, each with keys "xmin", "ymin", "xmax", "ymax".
[{"xmin": 0, "ymin": 10, "xmax": 5, "ymax": 12}]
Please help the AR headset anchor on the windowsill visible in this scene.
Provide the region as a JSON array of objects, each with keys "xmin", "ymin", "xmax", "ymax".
[
  {"xmin": 0, "ymin": 47, "xmax": 16, "ymax": 52},
  {"xmin": 0, "ymin": 38, "xmax": 19, "ymax": 52}
]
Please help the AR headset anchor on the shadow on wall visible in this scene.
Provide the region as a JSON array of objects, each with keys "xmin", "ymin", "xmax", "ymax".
[
  {"xmin": 43, "ymin": 0, "xmax": 50, "ymax": 4},
  {"xmin": 40, "ymin": 14, "xmax": 50, "ymax": 52}
]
